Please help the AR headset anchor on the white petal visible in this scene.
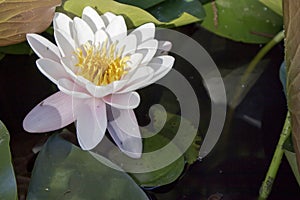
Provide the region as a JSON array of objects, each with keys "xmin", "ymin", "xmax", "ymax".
[
  {"xmin": 26, "ymin": 34, "xmax": 60, "ymax": 62},
  {"xmin": 106, "ymin": 16, "xmax": 127, "ymax": 42},
  {"xmin": 156, "ymin": 41, "xmax": 172, "ymax": 55},
  {"xmin": 73, "ymin": 17, "xmax": 94, "ymax": 47},
  {"xmin": 53, "ymin": 13, "xmax": 73, "ymax": 37},
  {"xmin": 23, "ymin": 92, "xmax": 79, "ymax": 132},
  {"xmin": 103, "ymin": 92, "xmax": 140, "ymax": 109},
  {"xmin": 108, "ymin": 109, "xmax": 142, "ymax": 158},
  {"xmin": 58, "ymin": 78, "xmax": 91, "ymax": 98},
  {"xmin": 85, "ymin": 80, "xmax": 127, "ymax": 98},
  {"xmin": 130, "ymin": 23, "xmax": 155, "ymax": 44},
  {"xmin": 82, "ymin": 6, "xmax": 105, "ymax": 32},
  {"xmin": 147, "ymin": 55, "xmax": 175, "ymax": 84},
  {"xmin": 116, "ymin": 34, "xmax": 137, "ymax": 57},
  {"xmin": 136, "ymin": 39, "xmax": 158, "ymax": 65},
  {"xmin": 124, "ymin": 53, "xmax": 143, "ymax": 77},
  {"xmin": 54, "ymin": 29, "xmax": 75, "ymax": 57},
  {"xmin": 36, "ymin": 58, "xmax": 69, "ymax": 85},
  {"xmin": 119, "ymin": 67, "xmax": 154, "ymax": 93},
  {"xmin": 101, "ymin": 12, "xmax": 116, "ymax": 26},
  {"xmin": 60, "ymin": 57, "xmax": 79, "ymax": 79},
  {"xmin": 94, "ymin": 29, "xmax": 109, "ymax": 46},
  {"xmin": 76, "ymin": 100, "xmax": 107, "ymax": 150}
]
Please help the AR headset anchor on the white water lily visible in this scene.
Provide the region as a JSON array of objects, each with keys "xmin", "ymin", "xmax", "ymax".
[{"xmin": 23, "ymin": 6, "xmax": 174, "ymax": 158}]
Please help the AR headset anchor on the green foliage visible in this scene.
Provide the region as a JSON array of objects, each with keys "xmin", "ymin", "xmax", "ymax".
[
  {"xmin": 152, "ymin": 111, "xmax": 202, "ymax": 164},
  {"xmin": 0, "ymin": 121, "xmax": 17, "ymax": 200},
  {"xmin": 147, "ymin": 0, "xmax": 205, "ymax": 22},
  {"xmin": 259, "ymin": 0, "xmax": 282, "ymax": 16},
  {"xmin": 201, "ymin": 0, "xmax": 283, "ymax": 43},
  {"xmin": 62, "ymin": 0, "xmax": 203, "ymax": 28},
  {"xmin": 0, "ymin": 42, "xmax": 32, "ymax": 55},
  {"xmin": 116, "ymin": 0, "xmax": 166, "ymax": 9},
  {"xmin": 27, "ymin": 135, "xmax": 149, "ymax": 200}
]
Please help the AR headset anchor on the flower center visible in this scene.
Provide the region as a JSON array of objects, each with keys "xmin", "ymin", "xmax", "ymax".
[{"xmin": 74, "ymin": 41, "xmax": 130, "ymax": 86}]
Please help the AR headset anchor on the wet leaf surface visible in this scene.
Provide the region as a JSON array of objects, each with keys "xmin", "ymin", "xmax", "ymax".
[
  {"xmin": 63, "ymin": 0, "xmax": 203, "ymax": 28},
  {"xmin": 27, "ymin": 135, "xmax": 149, "ymax": 200},
  {"xmin": 201, "ymin": 0, "xmax": 283, "ymax": 43},
  {"xmin": 0, "ymin": 121, "xmax": 17, "ymax": 200}
]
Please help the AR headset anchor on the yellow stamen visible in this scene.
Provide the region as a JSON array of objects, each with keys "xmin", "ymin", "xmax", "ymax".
[{"xmin": 74, "ymin": 40, "xmax": 130, "ymax": 86}]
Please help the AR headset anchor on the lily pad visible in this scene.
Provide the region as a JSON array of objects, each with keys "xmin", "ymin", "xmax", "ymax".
[
  {"xmin": 148, "ymin": 0, "xmax": 206, "ymax": 22},
  {"xmin": 27, "ymin": 135, "xmax": 149, "ymax": 200},
  {"xmin": 0, "ymin": 121, "xmax": 17, "ymax": 200},
  {"xmin": 201, "ymin": 0, "xmax": 283, "ymax": 43},
  {"xmin": 259, "ymin": 0, "xmax": 282, "ymax": 16},
  {"xmin": 116, "ymin": 0, "xmax": 166, "ymax": 9},
  {"xmin": 108, "ymin": 134, "xmax": 185, "ymax": 187},
  {"xmin": 63, "ymin": 0, "xmax": 202, "ymax": 28},
  {"xmin": 0, "ymin": 42, "xmax": 32, "ymax": 55}
]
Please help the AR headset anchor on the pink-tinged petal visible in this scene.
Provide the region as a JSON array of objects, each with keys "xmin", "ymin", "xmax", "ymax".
[
  {"xmin": 94, "ymin": 29, "xmax": 109, "ymax": 46},
  {"xmin": 107, "ymin": 109, "xmax": 142, "ymax": 158},
  {"xmin": 82, "ymin": 6, "xmax": 105, "ymax": 32},
  {"xmin": 156, "ymin": 41, "xmax": 172, "ymax": 56},
  {"xmin": 130, "ymin": 23, "xmax": 155, "ymax": 44},
  {"xmin": 117, "ymin": 34, "xmax": 137, "ymax": 57},
  {"xmin": 85, "ymin": 80, "xmax": 127, "ymax": 98},
  {"xmin": 53, "ymin": 13, "xmax": 73, "ymax": 37},
  {"xmin": 136, "ymin": 39, "xmax": 158, "ymax": 65},
  {"xmin": 26, "ymin": 34, "xmax": 60, "ymax": 62},
  {"xmin": 146, "ymin": 55, "xmax": 175, "ymax": 85},
  {"xmin": 54, "ymin": 29, "xmax": 75, "ymax": 57},
  {"xmin": 58, "ymin": 78, "xmax": 91, "ymax": 99},
  {"xmin": 23, "ymin": 91, "xmax": 79, "ymax": 132},
  {"xmin": 103, "ymin": 92, "xmax": 140, "ymax": 109},
  {"xmin": 101, "ymin": 12, "xmax": 116, "ymax": 26},
  {"xmin": 36, "ymin": 58, "xmax": 68, "ymax": 85},
  {"xmin": 106, "ymin": 16, "xmax": 127, "ymax": 42},
  {"xmin": 73, "ymin": 17, "xmax": 94, "ymax": 47},
  {"xmin": 119, "ymin": 67, "xmax": 154, "ymax": 93},
  {"xmin": 76, "ymin": 100, "xmax": 107, "ymax": 150}
]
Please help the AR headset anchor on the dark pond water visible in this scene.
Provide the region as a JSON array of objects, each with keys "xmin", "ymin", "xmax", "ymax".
[{"xmin": 0, "ymin": 24, "xmax": 299, "ymax": 199}]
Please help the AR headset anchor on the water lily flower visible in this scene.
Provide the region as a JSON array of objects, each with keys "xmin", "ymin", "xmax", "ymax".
[{"xmin": 23, "ymin": 6, "xmax": 174, "ymax": 158}]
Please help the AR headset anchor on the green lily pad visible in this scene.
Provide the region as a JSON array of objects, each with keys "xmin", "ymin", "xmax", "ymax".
[
  {"xmin": 63, "ymin": 0, "xmax": 202, "ymax": 28},
  {"xmin": 0, "ymin": 121, "xmax": 17, "ymax": 200},
  {"xmin": 259, "ymin": 0, "xmax": 282, "ymax": 16},
  {"xmin": 201, "ymin": 0, "xmax": 283, "ymax": 43},
  {"xmin": 148, "ymin": 0, "xmax": 205, "ymax": 22},
  {"xmin": 116, "ymin": 0, "xmax": 166, "ymax": 9},
  {"xmin": 0, "ymin": 42, "xmax": 32, "ymax": 55},
  {"xmin": 108, "ymin": 134, "xmax": 185, "ymax": 187},
  {"xmin": 27, "ymin": 135, "xmax": 149, "ymax": 200}
]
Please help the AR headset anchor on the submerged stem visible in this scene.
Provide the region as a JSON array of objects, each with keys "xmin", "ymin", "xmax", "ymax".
[
  {"xmin": 231, "ymin": 30, "xmax": 284, "ymax": 108},
  {"xmin": 258, "ymin": 112, "xmax": 291, "ymax": 200}
]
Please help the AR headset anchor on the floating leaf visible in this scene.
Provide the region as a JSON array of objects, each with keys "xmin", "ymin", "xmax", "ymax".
[
  {"xmin": 0, "ymin": 42, "xmax": 32, "ymax": 55},
  {"xmin": 116, "ymin": 0, "xmax": 166, "ymax": 9},
  {"xmin": 201, "ymin": 0, "xmax": 283, "ymax": 43},
  {"xmin": 63, "ymin": 0, "xmax": 202, "ymax": 28},
  {"xmin": 284, "ymin": 0, "xmax": 300, "ymax": 175},
  {"xmin": 259, "ymin": 0, "xmax": 282, "ymax": 16},
  {"xmin": 0, "ymin": 121, "xmax": 17, "ymax": 200},
  {"xmin": 148, "ymin": 0, "xmax": 205, "ymax": 22},
  {"xmin": 27, "ymin": 135, "xmax": 149, "ymax": 200},
  {"xmin": 284, "ymin": 150, "xmax": 300, "ymax": 186},
  {"xmin": 108, "ymin": 134, "xmax": 185, "ymax": 187},
  {"xmin": 0, "ymin": 0, "xmax": 61, "ymax": 46}
]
